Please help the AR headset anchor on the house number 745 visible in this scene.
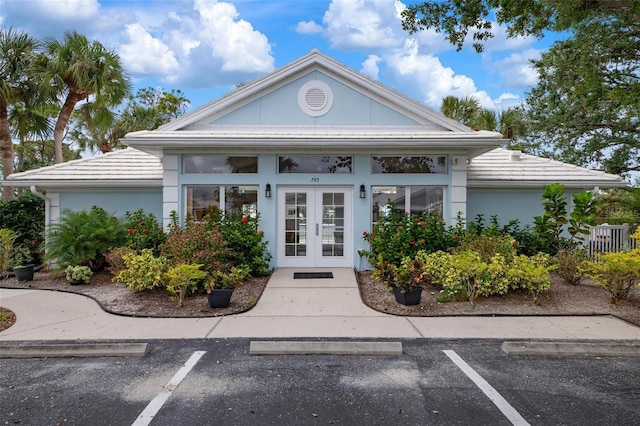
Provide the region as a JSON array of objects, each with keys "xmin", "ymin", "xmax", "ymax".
[{"xmin": 311, "ymin": 177, "xmax": 320, "ymax": 182}]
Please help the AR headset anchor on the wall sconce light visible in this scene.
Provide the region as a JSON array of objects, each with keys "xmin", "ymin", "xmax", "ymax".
[
  {"xmin": 265, "ymin": 183, "xmax": 272, "ymax": 198},
  {"xmin": 359, "ymin": 184, "xmax": 366, "ymax": 199}
]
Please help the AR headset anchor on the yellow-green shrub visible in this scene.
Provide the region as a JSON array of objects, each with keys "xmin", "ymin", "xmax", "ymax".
[
  {"xmin": 422, "ymin": 250, "xmax": 553, "ymax": 305},
  {"xmin": 164, "ymin": 263, "xmax": 208, "ymax": 306},
  {"xmin": 584, "ymin": 250, "xmax": 640, "ymax": 301},
  {"xmin": 114, "ymin": 249, "xmax": 168, "ymax": 291}
]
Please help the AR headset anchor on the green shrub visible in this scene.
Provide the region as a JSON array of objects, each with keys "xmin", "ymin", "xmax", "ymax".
[
  {"xmin": 584, "ymin": 250, "xmax": 640, "ymax": 301},
  {"xmin": 65, "ymin": 265, "xmax": 93, "ymax": 283},
  {"xmin": 0, "ymin": 229, "xmax": 18, "ymax": 277},
  {"xmin": 123, "ymin": 209, "xmax": 166, "ymax": 254},
  {"xmin": 204, "ymin": 211, "xmax": 271, "ymax": 276},
  {"xmin": 159, "ymin": 217, "xmax": 230, "ymax": 277},
  {"xmin": 394, "ymin": 253, "xmax": 432, "ymax": 292},
  {"xmin": 0, "ymin": 191, "xmax": 45, "ymax": 264},
  {"xmin": 105, "ymin": 246, "xmax": 136, "ymax": 276},
  {"xmin": 533, "ymin": 183, "xmax": 596, "ymax": 255},
  {"xmin": 164, "ymin": 263, "xmax": 208, "ymax": 306},
  {"xmin": 114, "ymin": 249, "xmax": 168, "ymax": 291},
  {"xmin": 45, "ymin": 206, "xmax": 126, "ymax": 270},
  {"xmin": 207, "ymin": 265, "xmax": 250, "ymax": 290},
  {"xmin": 555, "ymin": 246, "xmax": 589, "ymax": 285},
  {"xmin": 453, "ymin": 233, "xmax": 517, "ymax": 263}
]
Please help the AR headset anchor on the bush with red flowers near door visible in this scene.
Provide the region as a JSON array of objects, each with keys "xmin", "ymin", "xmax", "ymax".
[
  {"xmin": 123, "ymin": 209, "xmax": 166, "ymax": 254},
  {"xmin": 203, "ymin": 210, "xmax": 272, "ymax": 276}
]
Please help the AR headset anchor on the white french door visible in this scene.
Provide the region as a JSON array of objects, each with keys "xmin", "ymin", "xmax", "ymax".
[{"xmin": 276, "ymin": 186, "xmax": 352, "ymax": 267}]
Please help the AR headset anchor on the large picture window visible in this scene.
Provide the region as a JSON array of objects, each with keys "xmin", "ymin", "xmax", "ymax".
[
  {"xmin": 183, "ymin": 156, "xmax": 258, "ymax": 174},
  {"xmin": 371, "ymin": 186, "xmax": 443, "ymax": 224},
  {"xmin": 278, "ymin": 156, "xmax": 352, "ymax": 174},
  {"xmin": 371, "ymin": 156, "xmax": 447, "ymax": 174},
  {"xmin": 186, "ymin": 185, "xmax": 258, "ymax": 220}
]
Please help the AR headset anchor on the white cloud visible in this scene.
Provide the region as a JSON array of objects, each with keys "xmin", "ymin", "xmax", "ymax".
[
  {"xmin": 193, "ymin": 0, "xmax": 273, "ymax": 73},
  {"xmin": 322, "ymin": 0, "xmax": 405, "ymax": 49},
  {"xmin": 494, "ymin": 49, "xmax": 540, "ymax": 88},
  {"xmin": 119, "ymin": 24, "xmax": 180, "ymax": 78},
  {"xmin": 384, "ymin": 39, "xmax": 493, "ymax": 108},
  {"xmin": 114, "ymin": 0, "xmax": 275, "ymax": 87},
  {"xmin": 361, "ymin": 54, "xmax": 381, "ymax": 79},
  {"xmin": 296, "ymin": 20, "xmax": 324, "ymax": 34}
]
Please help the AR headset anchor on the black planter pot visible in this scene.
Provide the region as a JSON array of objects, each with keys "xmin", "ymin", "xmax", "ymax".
[
  {"xmin": 68, "ymin": 279, "xmax": 87, "ymax": 285},
  {"xmin": 208, "ymin": 288, "xmax": 234, "ymax": 308},
  {"xmin": 13, "ymin": 264, "xmax": 34, "ymax": 281},
  {"xmin": 393, "ymin": 287, "xmax": 423, "ymax": 306}
]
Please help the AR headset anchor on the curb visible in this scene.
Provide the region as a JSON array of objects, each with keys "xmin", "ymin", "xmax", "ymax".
[
  {"xmin": 501, "ymin": 341, "xmax": 640, "ymax": 357},
  {"xmin": 249, "ymin": 340, "xmax": 403, "ymax": 355},
  {"xmin": 0, "ymin": 342, "xmax": 150, "ymax": 358}
]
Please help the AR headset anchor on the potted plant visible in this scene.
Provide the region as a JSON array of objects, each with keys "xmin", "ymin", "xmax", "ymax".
[
  {"xmin": 11, "ymin": 244, "xmax": 34, "ymax": 282},
  {"xmin": 206, "ymin": 266, "xmax": 249, "ymax": 308},
  {"xmin": 66, "ymin": 265, "xmax": 93, "ymax": 285},
  {"xmin": 391, "ymin": 256, "xmax": 431, "ymax": 306}
]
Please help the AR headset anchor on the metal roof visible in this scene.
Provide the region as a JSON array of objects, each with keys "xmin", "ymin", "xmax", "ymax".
[
  {"xmin": 468, "ymin": 148, "xmax": 626, "ymax": 188},
  {"xmin": 6, "ymin": 147, "xmax": 626, "ymax": 189},
  {"xmin": 6, "ymin": 148, "xmax": 162, "ymax": 188}
]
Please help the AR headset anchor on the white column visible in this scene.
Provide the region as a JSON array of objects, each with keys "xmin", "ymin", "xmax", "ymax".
[
  {"xmin": 450, "ymin": 156, "xmax": 467, "ymax": 225},
  {"xmin": 162, "ymin": 154, "xmax": 179, "ymax": 229}
]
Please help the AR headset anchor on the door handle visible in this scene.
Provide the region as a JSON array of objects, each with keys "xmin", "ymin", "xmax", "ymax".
[{"xmin": 316, "ymin": 223, "xmax": 319, "ymax": 236}]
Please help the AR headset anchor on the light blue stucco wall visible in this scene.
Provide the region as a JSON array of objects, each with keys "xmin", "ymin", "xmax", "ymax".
[
  {"xmin": 60, "ymin": 190, "xmax": 163, "ymax": 220},
  {"xmin": 211, "ymin": 71, "xmax": 420, "ymax": 126},
  {"xmin": 467, "ymin": 188, "xmax": 584, "ymax": 227}
]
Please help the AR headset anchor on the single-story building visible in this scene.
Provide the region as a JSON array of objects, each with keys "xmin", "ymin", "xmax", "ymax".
[{"xmin": 6, "ymin": 50, "xmax": 626, "ymax": 269}]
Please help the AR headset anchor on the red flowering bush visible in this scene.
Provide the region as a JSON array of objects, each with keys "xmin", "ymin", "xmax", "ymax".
[
  {"xmin": 203, "ymin": 210, "xmax": 271, "ymax": 276},
  {"xmin": 360, "ymin": 203, "xmax": 460, "ymax": 270},
  {"xmin": 123, "ymin": 209, "xmax": 166, "ymax": 254},
  {"xmin": 159, "ymin": 217, "xmax": 230, "ymax": 280}
]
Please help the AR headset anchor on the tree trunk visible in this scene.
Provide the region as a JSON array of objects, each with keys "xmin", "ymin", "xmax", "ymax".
[
  {"xmin": 0, "ymin": 104, "xmax": 15, "ymax": 202},
  {"xmin": 53, "ymin": 93, "xmax": 81, "ymax": 164}
]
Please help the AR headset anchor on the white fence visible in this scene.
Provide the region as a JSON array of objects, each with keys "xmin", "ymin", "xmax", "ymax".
[{"xmin": 587, "ymin": 224, "xmax": 638, "ymax": 255}]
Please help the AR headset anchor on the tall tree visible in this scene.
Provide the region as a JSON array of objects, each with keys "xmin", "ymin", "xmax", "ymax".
[
  {"xmin": 69, "ymin": 87, "xmax": 189, "ymax": 154},
  {"xmin": 401, "ymin": 0, "xmax": 639, "ymax": 52},
  {"xmin": 523, "ymin": 18, "xmax": 640, "ymax": 175},
  {"xmin": 0, "ymin": 28, "xmax": 40, "ymax": 201},
  {"xmin": 37, "ymin": 30, "xmax": 130, "ymax": 163}
]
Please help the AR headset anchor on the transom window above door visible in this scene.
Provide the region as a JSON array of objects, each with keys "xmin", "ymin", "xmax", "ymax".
[{"xmin": 278, "ymin": 156, "xmax": 352, "ymax": 174}]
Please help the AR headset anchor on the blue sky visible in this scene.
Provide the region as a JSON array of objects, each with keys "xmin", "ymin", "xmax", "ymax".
[{"xmin": 0, "ymin": 0, "xmax": 553, "ymax": 113}]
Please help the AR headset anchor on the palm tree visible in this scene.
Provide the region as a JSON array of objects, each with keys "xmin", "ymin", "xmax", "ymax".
[
  {"xmin": 37, "ymin": 30, "xmax": 131, "ymax": 163},
  {"xmin": 0, "ymin": 28, "xmax": 40, "ymax": 201},
  {"xmin": 470, "ymin": 109, "xmax": 497, "ymax": 131},
  {"xmin": 440, "ymin": 95, "xmax": 527, "ymax": 144},
  {"xmin": 440, "ymin": 95, "xmax": 480, "ymax": 126}
]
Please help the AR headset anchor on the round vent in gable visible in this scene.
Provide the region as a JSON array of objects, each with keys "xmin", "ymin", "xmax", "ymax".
[{"xmin": 298, "ymin": 80, "xmax": 334, "ymax": 117}]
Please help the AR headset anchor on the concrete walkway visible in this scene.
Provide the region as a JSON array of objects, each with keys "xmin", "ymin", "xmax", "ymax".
[{"xmin": 1, "ymin": 268, "xmax": 640, "ymax": 341}]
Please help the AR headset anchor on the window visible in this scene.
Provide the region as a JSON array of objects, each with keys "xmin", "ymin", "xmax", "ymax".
[
  {"xmin": 278, "ymin": 156, "xmax": 352, "ymax": 174},
  {"xmin": 371, "ymin": 156, "xmax": 447, "ymax": 174},
  {"xmin": 186, "ymin": 185, "xmax": 258, "ymax": 220},
  {"xmin": 183, "ymin": 156, "xmax": 258, "ymax": 174},
  {"xmin": 371, "ymin": 186, "xmax": 443, "ymax": 224}
]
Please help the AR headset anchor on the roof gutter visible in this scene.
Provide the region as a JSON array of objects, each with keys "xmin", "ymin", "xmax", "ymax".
[{"xmin": 29, "ymin": 186, "xmax": 51, "ymax": 228}]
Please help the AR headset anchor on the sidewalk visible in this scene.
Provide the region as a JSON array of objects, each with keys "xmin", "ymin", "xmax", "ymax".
[{"xmin": 2, "ymin": 268, "xmax": 640, "ymax": 341}]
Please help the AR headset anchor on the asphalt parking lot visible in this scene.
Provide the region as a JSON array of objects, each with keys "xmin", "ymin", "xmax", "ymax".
[{"xmin": 1, "ymin": 339, "xmax": 639, "ymax": 425}]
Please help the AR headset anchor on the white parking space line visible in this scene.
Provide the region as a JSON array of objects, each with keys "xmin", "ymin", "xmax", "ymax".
[
  {"xmin": 443, "ymin": 350, "xmax": 530, "ymax": 426},
  {"xmin": 132, "ymin": 351, "xmax": 206, "ymax": 426}
]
